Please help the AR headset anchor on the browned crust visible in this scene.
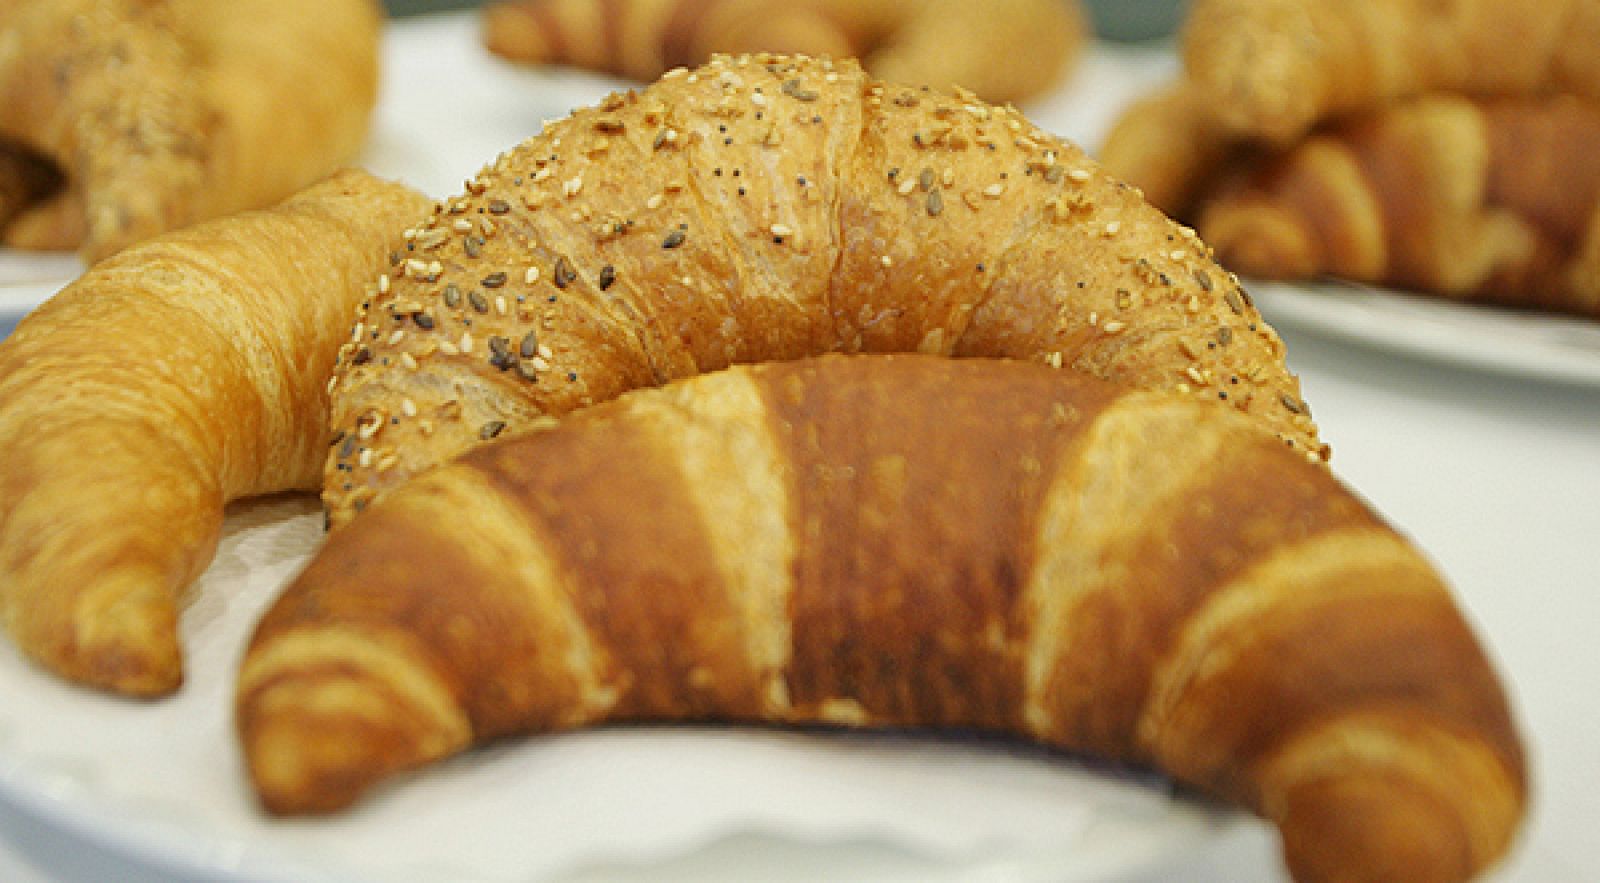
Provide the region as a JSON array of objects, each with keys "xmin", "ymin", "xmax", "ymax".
[{"xmin": 251, "ymin": 355, "xmax": 1525, "ymax": 883}]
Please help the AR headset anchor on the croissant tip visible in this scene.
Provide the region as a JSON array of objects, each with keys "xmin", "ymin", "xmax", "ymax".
[
  {"xmin": 1274, "ymin": 770, "xmax": 1519, "ymax": 883},
  {"xmin": 238, "ymin": 669, "xmax": 469, "ymax": 815},
  {"xmin": 63, "ymin": 574, "xmax": 184, "ymax": 698}
]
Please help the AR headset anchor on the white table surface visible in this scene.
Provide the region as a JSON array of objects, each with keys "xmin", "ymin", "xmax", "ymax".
[{"xmin": 0, "ymin": 13, "xmax": 1595, "ymax": 883}]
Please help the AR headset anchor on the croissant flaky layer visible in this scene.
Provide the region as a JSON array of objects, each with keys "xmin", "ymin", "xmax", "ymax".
[
  {"xmin": 0, "ymin": 0, "xmax": 382, "ymax": 261},
  {"xmin": 247, "ymin": 355, "xmax": 1525, "ymax": 882},
  {"xmin": 481, "ymin": 0, "xmax": 1086, "ymax": 105},
  {"xmin": 0, "ymin": 170, "xmax": 430, "ymax": 696},
  {"xmin": 325, "ymin": 53, "xmax": 1323, "ymax": 528}
]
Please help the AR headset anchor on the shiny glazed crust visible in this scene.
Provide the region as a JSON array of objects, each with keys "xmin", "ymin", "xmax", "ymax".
[
  {"xmin": 0, "ymin": 170, "xmax": 431, "ymax": 696},
  {"xmin": 247, "ymin": 354, "xmax": 1526, "ymax": 883}
]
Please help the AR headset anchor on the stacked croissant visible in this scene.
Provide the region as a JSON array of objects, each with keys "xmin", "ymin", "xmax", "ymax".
[
  {"xmin": 0, "ymin": 48, "xmax": 1526, "ymax": 883},
  {"xmin": 1101, "ymin": 0, "xmax": 1600, "ymax": 318}
]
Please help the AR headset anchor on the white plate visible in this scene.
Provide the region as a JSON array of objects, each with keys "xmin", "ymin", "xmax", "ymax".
[
  {"xmin": 1249, "ymin": 280, "xmax": 1600, "ymax": 388},
  {"xmin": 0, "ymin": 497, "xmax": 1242, "ymax": 883}
]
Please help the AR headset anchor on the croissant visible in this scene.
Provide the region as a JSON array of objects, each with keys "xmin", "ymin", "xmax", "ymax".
[
  {"xmin": 1195, "ymin": 93, "xmax": 1600, "ymax": 317},
  {"xmin": 1182, "ymin": 0, "xmax": 1600, "ymax": 143},
  {"xmin": 480, "ymin": 0, "xmax": 1086, "ymax": 105},
  {"xmin": 324, "ymin": 54, "xmax": 1324, "ymax": 528},
  {"xmin": 1096, "ymin": 82, "xmax": 1241, "ymax": 218},
  {"xmin": 245, "ymin": 354, "xmax": 1527, "ymax": 883},
  {"xmin": 0, "ymin": 170, "xmax": 431, "ymax": 696},
  {"xmin": 0, "ymin": 0, "xmax": 382, "ymax": 263}
]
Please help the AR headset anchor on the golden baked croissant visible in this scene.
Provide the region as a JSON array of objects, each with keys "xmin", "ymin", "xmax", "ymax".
[
  {"xmin": 1096, "ymin": 82, "xmax": 1241, "ymax": 218},
  {"xmin": 1195, "ymin": 94, "xmax": 1600, "ymax": 317},
  {"xmin": 324, "ymin": 54, "xmax": 1324, "ymax": 528},
  {"xmin": 0, "ymin": 170, "xmax": 430, "ymax": 696},
  {"xmin": 1182, "ymin": 0, "xmax": 1600, "ymax": 143},
  {"xmin": 244, "ymin": 354, "xmax": 1527, "ymax": 883},
  {"xmin": 481, "ymin": 0, "xmax": 1086, "ymax": 105},
  {"xmin": 0, "ymin": 0, "xmax": 383, "ymax": 263}
]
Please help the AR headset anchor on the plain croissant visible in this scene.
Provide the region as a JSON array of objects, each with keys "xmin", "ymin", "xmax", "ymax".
[
  {"xmin": 0, "ymin": 170, "xmax": 430, "ymax": 696},
  {"xmin": 1181, "ymin": 0, "xmax": 1600, "ymax": 143},
  {"xmin": 324, "ymin": 53, "xmax": 1324, "ymax": 528},
  {"xmin": 244, "ymin": 354, "xmax": 1527, "ymax": 883},
  {"xmin": 481, "ymin": 0, "xmax": 1086, "ymax": 105},
  {"xmin": 1196, "ymin": 94, "xmax": 1600, "ymax": 317},
  {"xmin": 0, "ymin": 0, "xmax": 382, "ymax": 262}
]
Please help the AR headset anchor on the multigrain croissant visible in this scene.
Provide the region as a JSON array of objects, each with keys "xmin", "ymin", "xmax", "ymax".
[
  {"xmin": 324, "ymin": 54, "xmax": 1324, "ymax": 528},
  {"xmin": 1197, "ymin": 94, "xmax": 1600, "ymax": 317},
  {"xmin": 481, "ymin": 0, "xmax": 1086, "ymax": 105},
  {"xmin": 1182, "ymin": 0, "xmax": 1600, "ymax": 143},
  {"xmin": 0, "ymin": 0, "xmax": 383, "ymax": 262},
  {"xmin": 244, "ymin": 354, "xmax": 1527, "ymax": 883},
  {"xmin": 0, "ymin": 170, "xmax": 430, "ymax": 696}
]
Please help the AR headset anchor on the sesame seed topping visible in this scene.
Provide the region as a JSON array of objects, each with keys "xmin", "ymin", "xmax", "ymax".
[
  {"xmin": 662, "ymin": 229, "xmax": 687, "ymax": 249},
  {"xmin": 483, "ymin": 271, "xmax": 508, "ymax": 289},
  {"xmin": 554, "ymin": 256, "xmax": 577, "ymax": 288},
  {"xmin": 480, "ymin": 421, "xmax": 507, "ymax": 441},
  {"xmin": 926, "ymin": 189, "xmax": 944, "ymax": 216},
  {"xmin": 599, "ymin": 265, "xmax": 617, "ymax": 290}
]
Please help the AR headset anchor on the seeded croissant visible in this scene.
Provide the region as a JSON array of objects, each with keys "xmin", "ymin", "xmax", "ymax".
[
  {"xmin": 325, "ymin": 54, "xmax": 1324, "ymax": 528},
  {"xmin": 0, "ymin": 0, "xmax": 382, "ymax": 262},
  {"xmin": 481, "ymin": 0, "xmax": 1086, "ymax": 105},
  {"xmin": 0, "ymin": 170, "xmax": 430, "ymax": 696},
  {"xmin": 245, "ymin": 354, "xmax": 1527, "ymax": 883}
]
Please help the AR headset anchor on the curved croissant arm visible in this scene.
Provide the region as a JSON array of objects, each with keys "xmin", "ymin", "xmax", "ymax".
[
  {"xmin": 481, "ymin": 0, "xmax": 1084, "ymax": 105},
  {"xmin": 1196, "ymin": 94, "xmax": 1600, "ymax": 318},
  {"xmin": 0, "ymin": 0, "xmax": 382, "ymax": 263},
  {"xmin": 0, "ymin": 170, "xmax": 431, "ymax": 696},
  {"xmin": 241, "ymin": 354, "xmax": 1527, "ymax": 883},
  {"xmin": 324, "ymin": 53, "xmax": 1323, "ymax": 528},
  {"xmin": 1181, "ymin": 0, "xmax": 1600, "ymax": 143}
]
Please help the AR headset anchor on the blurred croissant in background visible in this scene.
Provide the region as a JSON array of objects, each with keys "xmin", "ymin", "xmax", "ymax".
[
  {"xmin": 480, "ymin": 0, "xmax": 1087, "ymax": 105},
  {"xmin": 0, "ymin": 0, "xmax": 383, "ymax": 263},
  {"xmin": 1100, "ymin": 0, "xmax": 1600, "ymax": 318}
]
